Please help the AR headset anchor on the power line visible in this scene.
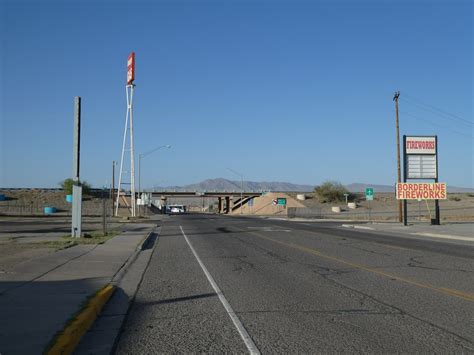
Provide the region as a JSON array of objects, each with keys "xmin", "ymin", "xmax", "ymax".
[
  {"xmin": 402, "ymin": 93, "xmax": 472, "ymax": 125},
  {"xmin": 401, "ymin": 110, "xmax": 472, "ymax": 138},
  {"xmin": 400, "ymin": 110, "xmax": 474, "ymax": 140},
  {"xmin": 400, "ymin": 94, "xmax": 473, "ymax": 127}
]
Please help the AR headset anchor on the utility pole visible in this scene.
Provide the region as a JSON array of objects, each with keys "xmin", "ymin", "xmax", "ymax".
[{"xmin": 393, "ymin": 91, "xmax": 403, "ymax": 223}]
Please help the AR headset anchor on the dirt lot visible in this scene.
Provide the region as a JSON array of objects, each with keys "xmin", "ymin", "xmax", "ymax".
[
  {"xmin": 288, "ymin": 192, "xmax": 474, "ymax": 221},
  {"xmin": 0, "ymin": 215, "xmax": 127, "ymax": 273}
]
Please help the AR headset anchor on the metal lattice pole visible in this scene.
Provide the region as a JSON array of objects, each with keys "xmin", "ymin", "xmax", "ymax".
[
  {"xmin": 129, "ymin": 85, "xmax": 136, "ymax": 217},
  {"xmin": 115, "ymin": 84, "xmax": 136, "ymax": 217}
]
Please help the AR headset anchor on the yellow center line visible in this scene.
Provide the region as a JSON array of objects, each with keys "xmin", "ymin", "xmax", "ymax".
[{"xmin": 244, "ymin": 230, "xmax": 474, "ymax": 303}]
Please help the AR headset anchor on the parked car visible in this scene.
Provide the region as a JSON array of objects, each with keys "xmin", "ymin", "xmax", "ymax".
[{"xmin": 168, "ymin": 204, "xmax": 185, "ymax": 214}]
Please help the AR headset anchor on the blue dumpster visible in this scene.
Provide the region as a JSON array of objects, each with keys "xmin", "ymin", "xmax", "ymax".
[{"xmin": 44, "ymin": 207, "xmax": 57, "ymax": 214}]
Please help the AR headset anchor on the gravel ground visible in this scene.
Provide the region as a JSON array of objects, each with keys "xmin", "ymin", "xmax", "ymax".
[
  {"xmin": 0, "ymin": 215, "xmax": 136, "ymax": 273},
  {"xmin": 289, "ymin": 192, "xmax": 474, "ymax": 221}
]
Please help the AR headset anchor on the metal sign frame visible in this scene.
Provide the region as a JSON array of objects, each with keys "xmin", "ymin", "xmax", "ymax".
[
  {"xmin": 404, "ymin": 135, "xmax": 438, "ymax": 180},
  {"xmin": 402, "ymin": 135, "xmax": 440, "ymax": 225}
]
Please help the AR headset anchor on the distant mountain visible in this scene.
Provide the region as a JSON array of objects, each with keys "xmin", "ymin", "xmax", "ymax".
[
  {"xmin": 449, "ymin": 186, "xmax": 474, "ymax": 193},
  {"xmin": 155, "ymin": 179, "xmax": 473, "ymax": 193},
  {"xmin": 345, "ymin": 182, "xmax": 474, "ymax": 193},
  {"xmin": 159, "ymin": 178, "xmax": 314, "ymax": 192}
]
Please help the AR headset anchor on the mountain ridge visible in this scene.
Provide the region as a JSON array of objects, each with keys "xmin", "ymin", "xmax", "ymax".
[{"xmin": 155, "ymin": 178, "xmax": 473, "ymax": 193}]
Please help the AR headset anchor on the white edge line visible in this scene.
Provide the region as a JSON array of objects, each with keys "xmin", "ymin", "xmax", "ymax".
[
  {"xmin": 179, "ymin": 225, "xmax": 260, "ymax": 355},
  {"xmin": 354, "ymin": 226, "xmax": 376, "ymax": 231},
  {"xmin": 410, "ymin": 232, "xmax": 474, "ymax": 242},
  {"xmin": 341, "ymin": 224, "xmax": 375, "ymax": 231}
]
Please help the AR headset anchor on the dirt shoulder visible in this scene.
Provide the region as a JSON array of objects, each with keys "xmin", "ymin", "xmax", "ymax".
[
  {"xmin": 286, "ymin": 192, "xmax": 474, "ymax": 221},
  {"xmin": 0, "ymin": 215, "xmax": 140, "ymax": 272}
]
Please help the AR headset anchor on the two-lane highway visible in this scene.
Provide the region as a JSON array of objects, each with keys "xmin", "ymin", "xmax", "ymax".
[{"xmin": 115, "ymin": 214, "xmax": 474, "ymax": 353}]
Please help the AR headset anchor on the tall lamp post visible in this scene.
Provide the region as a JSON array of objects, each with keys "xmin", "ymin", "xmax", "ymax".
[
  {"xmin": 138, "ymin": 144, "xmax": 171, "ymax": 216},
  {"xmin": 227, "ymin": 168, "xmax": 244, "ymax": 214}
]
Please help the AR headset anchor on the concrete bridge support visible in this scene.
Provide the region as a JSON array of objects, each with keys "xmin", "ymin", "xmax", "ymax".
[
  {"xmin": 218, "ymin": 197, "xmax": 223, "ymax": 214},
  {"xmin": 225, "ymin": 196, "xmax": 230, "ymax": 214}
]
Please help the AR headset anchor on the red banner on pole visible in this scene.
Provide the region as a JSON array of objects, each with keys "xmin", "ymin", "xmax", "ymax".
[{"xmin": 127, "ymin": 52, "xmax": 135, "ymax": 85}]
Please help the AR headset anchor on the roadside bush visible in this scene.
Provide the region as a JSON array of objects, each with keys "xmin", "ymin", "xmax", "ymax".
[
  {"xmin": 59, "ymin": 178, "xmax": 91, "ymax": 195},
  {"xmin": 449, "ymin": 196, "xmax": 461, "ymax": 202},
  {"xmin": 313, "ymin": 181, "xmax": 353, "ymax": 203}
]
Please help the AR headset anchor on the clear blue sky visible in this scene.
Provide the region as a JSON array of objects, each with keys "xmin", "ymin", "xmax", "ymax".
[{"xmin": 1, "ymin": 0, "xmax": 472, "ymax": 189}]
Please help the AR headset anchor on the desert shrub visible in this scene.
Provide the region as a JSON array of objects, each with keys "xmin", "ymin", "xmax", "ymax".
[
  {"xmin": 449, "ymin": 196, "xmax": 461, "ymax": 202},
  {"xmin": 314, "ymin": 181, "xmax": 352, "ymax": 203},
  {"xmin": 59, "ymin": 178, "xmax": 91, "ymax": 195}
]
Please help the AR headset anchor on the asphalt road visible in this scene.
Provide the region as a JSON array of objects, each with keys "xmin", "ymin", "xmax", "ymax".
[{"xmin": 115, "ymin": 214, "xmax": 474, "ymax": 353}]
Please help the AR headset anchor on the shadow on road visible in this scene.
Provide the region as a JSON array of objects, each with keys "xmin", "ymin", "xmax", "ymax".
[{"xmin": 139, "ymin": 292, "xmax": 217, "ymax": 306}]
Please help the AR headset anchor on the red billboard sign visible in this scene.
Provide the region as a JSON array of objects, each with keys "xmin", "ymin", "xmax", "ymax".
[
  {"xmin": 405, "ymin": 136, "xmax": 436, "ymax": 155},
  {"xmin": 127, "ymin": 52, "xmax": 135, "ymax": 85},
  {"xmin": 396, "ymin": 183, "xmax": 447, "ymax": 200}
]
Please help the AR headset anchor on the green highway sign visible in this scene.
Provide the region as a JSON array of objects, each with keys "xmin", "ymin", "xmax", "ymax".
[
  {"xmin": 277, "ymin": 198, "xmax": 287, "ymax": 206},
  {"xmin": 365, "ymin": 187, "xmax": 374, "ymax": 201}
]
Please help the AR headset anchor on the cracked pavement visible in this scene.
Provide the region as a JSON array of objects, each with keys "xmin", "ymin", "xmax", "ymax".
[{"xmin": 115, "ymin": 214, "xmax": 474, "ymax": 353}]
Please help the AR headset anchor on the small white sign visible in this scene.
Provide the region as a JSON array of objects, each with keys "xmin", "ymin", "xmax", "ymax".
[{"xmin": 407, "ymin": 155, "xmax": 437, "ymax": 179}]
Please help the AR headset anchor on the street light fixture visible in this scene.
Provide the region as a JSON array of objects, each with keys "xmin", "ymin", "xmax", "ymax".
[
  {"xmin": 138, "ymin": 144, "xmax": 171, "ymax": 215},
  {"xmin": 227, "ymin": 168, "xmax": 244, "ymax": 214}
]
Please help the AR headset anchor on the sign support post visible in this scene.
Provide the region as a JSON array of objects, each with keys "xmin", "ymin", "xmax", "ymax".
[
  {"xmin": 116, "ymin": 52, "xmax": 137, "ymax": 217},
  {"xmin": 403, "ymin": 136, "xmax": 408, "ymax": 226},
  {"xmin": 71, "ymin": 96, "xmax": 82, "ymax": 238},
  {"xmin": 434, "ymin": 137, "xmax": 440, "ymax": 225},
  {"xmin": 102, "ymin": 186, "xmax": 107, "ymax": 236},
  {"xmin": 365, "ymin": 188, "xmax": 374, "ymax": 223},
  {"xmin": 368, "ymin": 199, "xmax": 371, "ymax": 223}
]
